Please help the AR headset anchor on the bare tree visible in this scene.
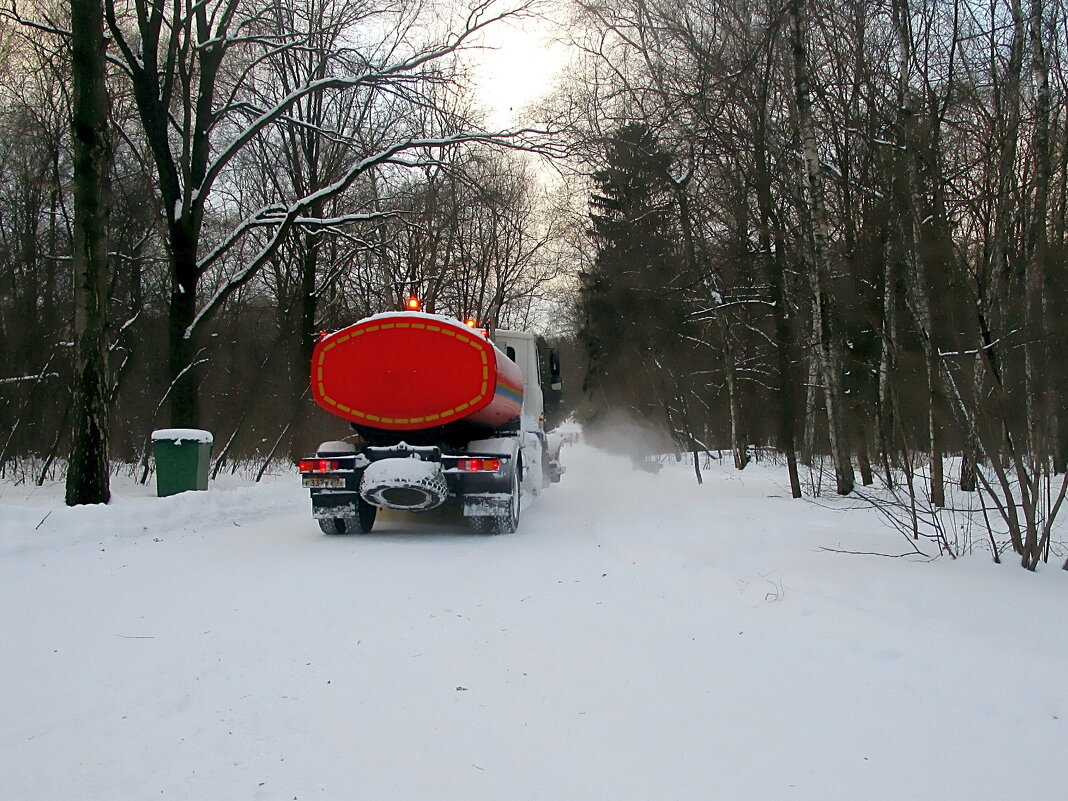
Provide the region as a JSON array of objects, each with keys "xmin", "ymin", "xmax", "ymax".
[
  {"xmin": 788, "ymin": 0, "xmax": 854, "ymax": 494},
  {"xmin": 98, "ymin": 0, "xmax": 531, "ymax": 427},
  {"xmin": 64, "ymin": 0, "xmax": 111, "ymax": 505}
]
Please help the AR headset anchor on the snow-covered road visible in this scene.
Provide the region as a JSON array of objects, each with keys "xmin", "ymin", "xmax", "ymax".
[{"xmin": 2, "ymin": 443, "xmax": 1066, "ymax": 800}]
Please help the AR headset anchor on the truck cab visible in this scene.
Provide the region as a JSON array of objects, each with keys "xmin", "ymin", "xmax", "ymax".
[{"xmin": 491, "ymin": 329, "xmax": 565, "ymax": 496}]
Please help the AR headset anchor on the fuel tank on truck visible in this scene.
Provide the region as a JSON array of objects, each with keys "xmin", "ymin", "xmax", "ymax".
[{"xmin": 310, "ymin": 312, "xmax": 524, "ymax": 431}]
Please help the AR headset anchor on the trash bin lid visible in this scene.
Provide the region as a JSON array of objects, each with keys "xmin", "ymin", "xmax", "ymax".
[{"xmin": 151, "ymin": 428, "xmax": 214, "ymax": 444}]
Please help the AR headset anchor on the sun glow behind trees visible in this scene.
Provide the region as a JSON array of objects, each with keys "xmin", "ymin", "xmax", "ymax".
[{"xmin": 466, "ymin": 9, "xmax": 567, "ymax": 129}]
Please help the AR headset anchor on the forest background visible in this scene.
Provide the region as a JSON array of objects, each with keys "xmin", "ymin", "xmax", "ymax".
[{"xmin": 1, "ymin": 0, "xmax": 1066, "ymax": 569}]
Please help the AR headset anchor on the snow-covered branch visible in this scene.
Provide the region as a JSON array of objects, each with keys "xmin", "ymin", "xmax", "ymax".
[
  {"xmin": 188, "ymin": 129, "xmax": 523, "ymax": 338},
  {"xmin": 253, "ymin": 211, "xmax": 401, "ymax": 229},
  {"xmin": 0, "ymin": 5, "xmax": 71, "ymax": 40},
  {"xmin": 200, "ymin": 2, "xmax": 533, "ymax": 194},
  {"xmin": 108, "ymin": 312, "xmax": 142, "ymax": 354},
  {"xmin": 0, "ymin": 373, "xmax": 60, "ymax": 385},
  {"xmin": 937, "ymin": 329, "xmax": 1021, "ymax": 357}
]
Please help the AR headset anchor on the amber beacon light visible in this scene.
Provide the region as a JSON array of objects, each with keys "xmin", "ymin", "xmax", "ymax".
[{"xmin": 406, "ymin": 296, "xmax": 421, "ymax": 311}]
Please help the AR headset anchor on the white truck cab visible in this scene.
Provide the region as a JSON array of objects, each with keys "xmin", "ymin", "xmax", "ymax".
[{"xmin": 491, "ymin": 329, "xmax": 564, "ymax": 496}]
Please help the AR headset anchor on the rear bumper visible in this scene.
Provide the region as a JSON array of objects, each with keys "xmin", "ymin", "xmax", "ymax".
[{"xmin": 304, "ymin": 439, "xmax": 518, "ymax": 517}]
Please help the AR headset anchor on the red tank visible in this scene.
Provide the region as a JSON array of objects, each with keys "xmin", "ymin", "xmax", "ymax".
[{"xmin": 310, "ymin": 312, "xmax": 524, "ymax": 431}]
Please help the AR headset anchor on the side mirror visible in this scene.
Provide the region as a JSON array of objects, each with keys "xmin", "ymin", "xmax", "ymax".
[{"xmin": 549, "ymin": 349, "xmax": 561, "ymax": 389}]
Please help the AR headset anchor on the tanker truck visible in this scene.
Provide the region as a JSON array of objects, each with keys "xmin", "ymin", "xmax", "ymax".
[{"xmin": 298, "ymin": 310, "xmax": 564, "ymax": 535}]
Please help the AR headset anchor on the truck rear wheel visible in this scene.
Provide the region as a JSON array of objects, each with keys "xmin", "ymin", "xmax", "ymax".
[
  {"xmin": 468, "ymin": 515, "xmax": 497, "ymax": 535},
  {"xmin": 319, "ymin": 517, "xmax": 348, "ymax": 535},
  {"xmin": 469, "ymin": 469, "xmax": 521, "ymax": 535},
  {"xmin": 498, "ymin": 469, "xmax": 521, "ymax": 533},
  {"xmin": 319, "ymin": 497, "xmax": 376, "ymax": 535}
]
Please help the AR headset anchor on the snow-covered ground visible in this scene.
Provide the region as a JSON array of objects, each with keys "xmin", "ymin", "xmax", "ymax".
[{"xmin": 2, "ymin": 442, "xmax": 1065, "ymax": 800}]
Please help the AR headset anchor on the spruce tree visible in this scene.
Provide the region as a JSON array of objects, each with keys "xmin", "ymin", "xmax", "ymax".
[{"xmin": 579, "ymin": 124, "xmax": 690, "ymax": 431}]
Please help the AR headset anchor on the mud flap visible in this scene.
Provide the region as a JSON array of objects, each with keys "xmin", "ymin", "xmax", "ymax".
[
  {"xmin": 461, "ymin": 493, "xmax": 510, "ymax": 516},
  {"xmin": 463, "ymin": 492, "xmax": 512, "ymax": 517},
  {"xmin": 311, "ymin": 491, "xmax": 359, "ymax": 519}
]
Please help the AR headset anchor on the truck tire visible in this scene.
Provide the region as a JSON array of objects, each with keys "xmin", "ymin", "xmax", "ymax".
[
  {"xmin": 468, "ymin": 515, "xmax": 497, "ymax": 535},
  {"xmin": 319, "ymin": 498, "xmax": 376, "ymax": 535},
  {"xmin": 319, "ymin": 517, "xmax": 349, "ymax": 536},
  {"xmin": 498, "ymin": 468, "xmax": 521, "ymax": 534},
  {"xmin": 469, "ymin": 468, "xmax": 521, "ymax": 535}
]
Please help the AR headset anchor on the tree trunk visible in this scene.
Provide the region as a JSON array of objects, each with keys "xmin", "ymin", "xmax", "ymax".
[
  {"xmin": 1019, "ymin": 0, "xmax": 1054, "ymax": 564},
  {"xmin": 720, "ymin": 321, "xmax": 749, "ymax": 471},
  {"xmin": 1053, "ymin": 109, "xmax": 1068, "ymax": 472},
  {"xmin": 987, "ymin": 0, "xmax": 1026, "ymax": 334},
  {"xmin": 801, "ymin": 339, "xmax": 820, "ymax": 467},
  {"xmin": 891, "ymin": 0, "xmax": 944, "ymax": 507},
  {"xmin": 790, "ymin": 0, "xmax": 854, "ymax": 495},
  {"xmin": 877, "ymin": 231, "xmax": 900, "ymax": 487},
  {"xmin": 924, "ymin": 333, "xmax": 946, "ymax": 508},
  {"xmin": 65, "ymin": 0, "xmax": 112, "ymax": 506},
  {"xmin": 754, "ymin": 108, "xmax": 801, "ymax": 497},
  {"xmin": 673, "ymin": 178, "xmax": 748, "ymax": 472},
  {"xmin": 854, "ymin": 419, "xmax": 874, "ymax": 486},
  {"xmin": 1025, "ymin": 0, "xmax": 1052, "ymax": 462},
  {"xmin": 167, "ymin": 240, "xmax": 201, "ymax": 428},
  {"xmin": 286, "ymin": 224, "xmax": 323, "ymax": 460}
]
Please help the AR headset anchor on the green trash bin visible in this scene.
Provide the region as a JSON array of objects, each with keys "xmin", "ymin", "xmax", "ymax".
[{"xmin": 151, "ymin": 429, "xmax": 213, "ymax": 497}]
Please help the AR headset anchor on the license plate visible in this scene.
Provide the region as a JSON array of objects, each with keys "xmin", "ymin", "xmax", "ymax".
[{"xmin": 302, "ymin": 475, "xmax": 346, "ymax": 489}]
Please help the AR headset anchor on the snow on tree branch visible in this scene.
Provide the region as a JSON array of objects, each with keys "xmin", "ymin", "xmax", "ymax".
[
  {"xmin": 186, "ymin": 128, "xmax": 526, "ymax": 339},
  {"xmin": 199, "ymin": 1, "xmax": 535, "ymax": 195},
  {"xmin": 0, "ymin": 373, "xmax": 60, "ymax": 385}
]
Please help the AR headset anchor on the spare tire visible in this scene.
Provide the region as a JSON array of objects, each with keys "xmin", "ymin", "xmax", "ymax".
[{"xmin": 360, "ymin": 458, "xmax": 448, "ymax": 511}]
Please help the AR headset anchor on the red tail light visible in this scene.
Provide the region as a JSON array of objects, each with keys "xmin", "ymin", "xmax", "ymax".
[
  {"xmin": 457, "ymin": 458, "xmax": 501, "ymax": 472},
  {"xmin": 299, "ymin": 459, "xmax": 339, "ymax": 473}
]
